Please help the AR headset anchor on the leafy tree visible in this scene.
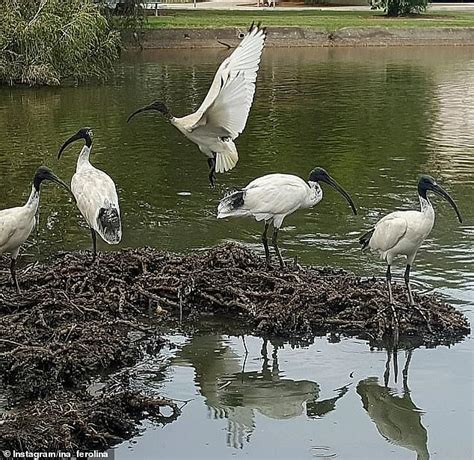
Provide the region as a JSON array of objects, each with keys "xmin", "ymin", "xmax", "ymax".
[
  {"xmin": 370, "ymin": 0, "xmax": 430, "ymax": 17},
  {"xmin": 0, "ymin": 0, "xmax": 121, "ymax": 86}
]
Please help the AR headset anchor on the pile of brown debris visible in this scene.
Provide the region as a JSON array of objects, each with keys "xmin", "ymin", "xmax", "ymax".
[{"xmin": 0, "ymin": 244, "xmax": 470, "ymax": 452}]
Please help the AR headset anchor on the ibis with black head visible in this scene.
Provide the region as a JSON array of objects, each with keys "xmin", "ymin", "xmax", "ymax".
[
  {"xmin": 58, "ymin": 128, "xmax": 122, "ymax": 260},
  {"xmin": 218, "ymin": 168, "xmax": 357, "ymax": 268},
  {"xmin": 127, "ymin": 23, "xmax": 266, "ymax": 187},
  {"xmin": 359, "ymin": 175, "xmax": 463, "ymax": 305},
  {"xmin": 0, "ymin": 166, "xmax": 71, "ymax": 293}
]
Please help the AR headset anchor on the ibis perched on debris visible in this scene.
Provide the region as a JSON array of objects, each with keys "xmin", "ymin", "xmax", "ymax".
[
  {"xmin": 359, "ymin": 175, "xmax": 463, "ymax": 305},
  {"xmin": 0, "ymin": 167, "xmax": 71, "ymax": 293},
  {"xmin": 127, "ymin": 23, "xmax": 266, "ymax": 187},
  {"xmin": 217, "ymin": 168, "xmax": 357, "ymax": 268},
  {"xmin": 58, "ymin": 128, "xmax": 122, "ymax": 260}
]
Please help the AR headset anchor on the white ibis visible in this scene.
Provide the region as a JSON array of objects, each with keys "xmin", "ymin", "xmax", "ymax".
[
  {"xmin": 217, "ymin": 168, "xmax": 357, "ymax": 268},
  {"xmin": 359, "ymin": 175, "xmax": 463, "ymax": 305},
  {"xmin": 58, "ymin": 128, "xmax": 122, "ymax": 260},
  {"xmin": 0, "ymin": 166, "xmax": 71, "ymax": 293},
  {"xmin": 127, "ymin": 23, "xmax": 266, "ymax": 187}
]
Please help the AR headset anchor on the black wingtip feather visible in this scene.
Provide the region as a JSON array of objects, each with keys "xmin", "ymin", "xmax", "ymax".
[{"xmin": 249, "ymin": 21, "xmax": 265, "ymax": 35}]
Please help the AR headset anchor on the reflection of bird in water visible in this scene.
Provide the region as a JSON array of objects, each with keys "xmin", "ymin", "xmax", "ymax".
[
  {"xmin": 173, "ymin": 335, "xmax": 348, "ymax": 448},
  {"xmin": 357, "ymin": 349, "xmax": 430, "ymax": 460}
]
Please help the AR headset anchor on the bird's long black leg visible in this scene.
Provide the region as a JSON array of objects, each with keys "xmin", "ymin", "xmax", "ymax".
[
  {"xmin": 262, "ymin": 222, "xmax": 271, "ymax": 268},
  {"xmin": 207, "ymin": 155, "xmax": 216, "ymax": 188},
  {"xmin": 90, "ymin": 228, "xmax": 97, "ymax": 262},
  {"xmin": 386, "ymin": 265, "xmax": 393, "ymax": 304},
  {"xmin": 272, "ymin": 227, "xmax": 285, "ymax": 269},
  {"xmin": 383, "ymin": 348, "xmax": 391, "ymax": 387},
  {"xmin": 406, "ymin": 264, "xmax": 432, "ymax": 333},
  {"xmin": 402, "ymin": 348, "xmax": 413, "ymax": 392},
  {"xmin": 386, "ymin": 264, "xmax": 399, "ymax": 343},
  {"xmin": 404, "ymin": 264, "xmax": 414, "ymax": 306},
  {"xmin": 10, "ymin": 257, "xmax": 20, "ymax": 294}
]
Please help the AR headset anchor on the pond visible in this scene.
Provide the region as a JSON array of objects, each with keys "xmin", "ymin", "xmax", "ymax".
[{"xmin": 0, "ymin": 46, "xmax": 473, "ymax": 459}]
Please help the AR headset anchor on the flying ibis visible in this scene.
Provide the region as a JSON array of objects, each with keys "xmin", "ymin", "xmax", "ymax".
[
  {"xmin": 58, "ymin": 128, "xmax": 122, "ymax": 260},
  {"xmin": 217, "ymin": 168, "xmax": 357, "ymax": 268},
  {"xmin": 359, "ymin": 175, "xmax": 463, "ymax": 305},
  {"xmin": 127, "ymin": 23, "xmax": 266, "ymax": 187},
  {"xmin": 0, "ymin": 166, "xmax": 71, "ymax": 293}
]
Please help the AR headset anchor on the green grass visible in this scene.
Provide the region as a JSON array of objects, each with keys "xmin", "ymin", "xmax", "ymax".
[{"xmin": 145, "ymin": 10, "xmax": 474, "ymax": 30}]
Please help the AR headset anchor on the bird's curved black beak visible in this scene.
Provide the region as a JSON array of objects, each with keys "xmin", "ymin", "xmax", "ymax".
[
  {"xmin": 430, "ymin": 183, "xmax": 463, "ymax": 223},
  {"xmin": 58, "ymin": 131, "xmax": 84, "ymax": 159},
  {"xmin": 320, "ymin": 175, "xmax": 357, "ymax": 215},
  {"xmin": 127, "ymin": 104, "xmax": 154, "ymax": 123},
  {"xmin": 33, "ymin": 166, "xmax": 73, "ymax": 198}
]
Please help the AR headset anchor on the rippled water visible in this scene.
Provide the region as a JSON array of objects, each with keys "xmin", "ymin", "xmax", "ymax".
[{"xmin": 0, "ymin": 46, "xmax": 473, "ymax": 458}]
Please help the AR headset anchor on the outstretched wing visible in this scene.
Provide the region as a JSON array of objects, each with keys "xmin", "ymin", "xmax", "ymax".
[
  {"xmin": 369, "ymin": 213, "xmax": 408, "ymax": 252},
  {"xmin": 191, "ymin": 23, "xmax": 266, "ymax": 138}
]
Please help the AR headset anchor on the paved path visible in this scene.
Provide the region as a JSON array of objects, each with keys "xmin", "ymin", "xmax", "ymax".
[{"xmin": 153, "ymin": 1, "xmax": 474, "ymax": 12}]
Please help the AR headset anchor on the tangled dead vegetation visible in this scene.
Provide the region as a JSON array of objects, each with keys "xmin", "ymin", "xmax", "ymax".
[{"xmin": 0, "ymin": 243, "xmax": 470, "ymax": 451}]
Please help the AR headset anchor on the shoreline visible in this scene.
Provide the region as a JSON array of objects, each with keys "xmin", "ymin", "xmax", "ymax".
[{"xmin": 137, "ymin": 26, "xmax": 474, "ymax": 48}]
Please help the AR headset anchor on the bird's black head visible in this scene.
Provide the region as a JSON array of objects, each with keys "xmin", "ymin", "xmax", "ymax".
[
  {"xmin": 417, "ymin": 174, "xmax": 462, "ymax": 223},
  {"xmin": 308, "ymin": 167, "xmax": 357, "ymax": 215},
  {"xmin": 417, "ymin": 175, "xmax": 437, "ymax": 197},
  {"xmin": 308, "ymin": 167, "xmax": 330, "ymax": 184},
  {"xmin": 33, "ymin": 166, "xmax": 72, "ymax": 195},
  {"xmin": 58, "ymin": 127, "xmax": 93, "ymax": 159},
  {"xmin": 127, "ymin": 100, "xmax": 171, "ymax": 123}
]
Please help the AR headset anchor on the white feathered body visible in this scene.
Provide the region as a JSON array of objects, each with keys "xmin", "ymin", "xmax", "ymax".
[
  {"xmin": 366, "ymin": 197, "xmax": 435, "ymax": 265},
  {"xmin": 0, "ymin": 187, "xmax": 38, "ymax": 258},
  {"xmin": 72, "ymin": 146, "xmax": 122, "ymax": 244},
  {"xmin": 217, "ymin": 174, "xmax": 322, "ymax": 228},
  {"xmin": 172, "ymin": 24, "xmax": 266, "ymax": 173}
]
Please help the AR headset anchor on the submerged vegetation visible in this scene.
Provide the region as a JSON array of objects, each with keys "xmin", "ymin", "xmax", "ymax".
[{"xmin": 0, "ymin": 0, "xmax": 143, "ymax": 86}]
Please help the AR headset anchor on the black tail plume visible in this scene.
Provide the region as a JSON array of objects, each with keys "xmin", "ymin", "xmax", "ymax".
[
  {"xmin": 359, "ymin": 229, "xmax": 375, "ymax": 250},
  {"xmin": 98, "ymin": 206, "xmax": 121, "ymax": 244},
  {"xmin": 229, "ymin": 190, "xmax": 245, "ymax": 209}
]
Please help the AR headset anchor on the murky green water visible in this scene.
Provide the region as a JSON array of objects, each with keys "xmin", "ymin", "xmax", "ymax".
[{"xmin": 0, "ymin": 46, "xmax": 473, "ymax": 459}]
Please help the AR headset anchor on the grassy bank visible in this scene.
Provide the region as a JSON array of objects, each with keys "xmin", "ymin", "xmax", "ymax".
[{"xmin": 145, "ymin": 10, "xmax": 474, "ymax": 30}]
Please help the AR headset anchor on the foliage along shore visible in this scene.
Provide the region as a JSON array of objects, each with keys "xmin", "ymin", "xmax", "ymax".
[{"xmin": 0, "ymin": 244, "xmax": 470, "ymax": 451}]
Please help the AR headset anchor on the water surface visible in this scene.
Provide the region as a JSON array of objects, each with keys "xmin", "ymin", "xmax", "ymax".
[{"xmin": 0, "ymin": 46, "xmax": 473, "ymax": 459}]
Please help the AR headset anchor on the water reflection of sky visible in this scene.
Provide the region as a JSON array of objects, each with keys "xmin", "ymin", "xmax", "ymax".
[{"xmin": 117, "ymin": 334, "xmax": 472, "ymax": 460}]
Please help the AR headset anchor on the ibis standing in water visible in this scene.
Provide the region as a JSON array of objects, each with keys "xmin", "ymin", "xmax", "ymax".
[
  {"xmin": 359, "ymin": 175, "xmax": 463, "ymax": 305},
  {"xmin": 218, "ymin": 168, "xmax": 357, "ymax": 268},
  {"xmin": 58, "ymin": 128, "xmax": 122, "ymax": 261},
  {"xmin": 127, "ymin": 23, "xmax": 266, "ymax": 186},
  {"xmin": 0, "ymin": 167, "xmax": 71, "ymax": 293}
]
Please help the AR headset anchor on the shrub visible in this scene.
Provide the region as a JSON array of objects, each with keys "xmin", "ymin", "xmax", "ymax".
[
  {"xmin": 0, "ymin": 0, "xmax": 121, "ymax": 86},
  {"xmin": 370, "ymin": 0, "xmax": 430, "ymax": 17}
]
